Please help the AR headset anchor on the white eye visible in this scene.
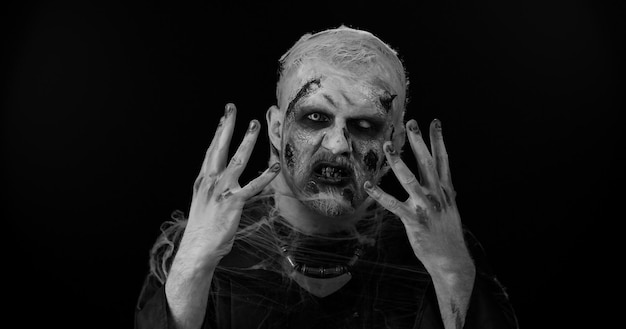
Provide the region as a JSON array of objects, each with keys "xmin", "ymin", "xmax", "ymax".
[
  {"xmin": 307, "ymin": 113, "xmax": 327, "ymax": 122},
  {"xmin": 357, "ymin": 120, "xmax": 372, "ymax": 129}
]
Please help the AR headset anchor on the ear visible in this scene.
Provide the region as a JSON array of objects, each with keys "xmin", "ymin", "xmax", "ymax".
[
  {"xmin": 266, "ymin": 105, "xmax": 283, "ymax": 153},
  {"xmin": 392, "ymin": 123, "xmax": 407, "ymax": 151}
]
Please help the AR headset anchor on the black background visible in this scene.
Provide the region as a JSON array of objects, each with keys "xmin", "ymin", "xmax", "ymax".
[{"xmin": 2, "ymin": 0, "xmax": 624, "ymax": 328}]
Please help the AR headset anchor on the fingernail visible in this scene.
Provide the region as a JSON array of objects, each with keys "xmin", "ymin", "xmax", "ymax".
[
  {"xmin": 225, "ymin": 103, "xmax": 234, "ymax": 115},
  {"xmin": 433, "ymin": 118, "xmax": 442, "ymax": 130},
  {"xmin": 384, "ymin": 143, "xmax": 396, "ymax": 155},
  {"xmin": 364, "ymin": 181, "xmax": 373, "ymax": 189},
  {"xmin": 270, "ymin": 162, "xmax": 281, "ymax": 172},
  {"xmin": 248, "ymin": 120, "xmax": 258, "ymax": 132},
  {"xmin": 408, "ymin": 120, "xmax": 420, "ymax": 134}
]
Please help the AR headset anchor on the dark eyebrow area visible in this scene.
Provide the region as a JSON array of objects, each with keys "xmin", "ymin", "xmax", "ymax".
[
  {"xmin": 379, "ymin": 92, "xmax": 397, "ymax": 112},
  {"xmin": 286, "ymin": 78, "xmax": 322, "ymax": 117}
]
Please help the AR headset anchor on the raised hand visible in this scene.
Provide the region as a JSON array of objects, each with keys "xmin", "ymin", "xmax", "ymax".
[
  {"xmin": 165, "ymin": 103, "xmax": 280, "ymax": 329},
  {"xmin": 179, "ymin": 103, "xmax": 281, "ymax": 264},
  {"xmin": 364, "ymin": 119, "xmax": 475, "ymax": 329},
  {"xmin": 179, "ymin": 104, "xmax": 280, "ymax": 260}
]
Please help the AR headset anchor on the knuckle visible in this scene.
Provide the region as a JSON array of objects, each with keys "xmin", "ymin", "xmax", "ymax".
[
  {"xmin": 216, "ymin": 189, "xmax": 234, "ymax": 202},
  {"xmin": 246, "ymin": 181, "xmax": 260, "ymax": 193},
  {"xmin": 385, "ymin": 196, "xmax": 400, "ymax": 210},
  {"xmin": 423, "ymin": 158, "xmax": 435, "ymax": 169},
  {"xmin": 401, "ymin": 174, "xmax": 418, "ymax": 186},
  {"xmin": 229, "ymin": 156, "xmax": 244, "ymax": 167},
  {"xmin": 205, "ymin": 181, "xmax": 218, "ymax": 197}
]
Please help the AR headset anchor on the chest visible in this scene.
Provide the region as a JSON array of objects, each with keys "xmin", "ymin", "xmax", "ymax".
[{"xmin": 208, "ymin": 269, "xmax": 432, "ymax": 329}]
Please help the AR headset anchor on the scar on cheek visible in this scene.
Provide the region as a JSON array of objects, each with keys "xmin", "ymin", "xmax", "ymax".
[
  {"xmin": 285, "ymin": 143, "xmax": 295, "ymax": 168},
  {"xmin": 364, "ymin": 150, "xmax": 379, "ymax": 172}
]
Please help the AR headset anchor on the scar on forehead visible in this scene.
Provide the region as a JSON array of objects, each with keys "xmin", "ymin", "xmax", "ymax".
[
  {"xmin": 340, "ymin": 91, "xmax": 355, "ymax": 106},
  {"xmin": 379, "ymin": 92, "xmax": 397, "ymax": 112},
  {"xmin": 322, "ymin": 92, "xmax": 357, "ymax": 108},
  {"xmin": 286, "ymin": 78, "xmax": 322, "ymax": 116},
  {"xmin": 323, "ymin": 94, "xmax": 336, "ymax": 107}
]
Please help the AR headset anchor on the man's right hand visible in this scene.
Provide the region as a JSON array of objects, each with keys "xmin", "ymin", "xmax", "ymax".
[
  {"xmin": 177, "ymin": 103, "xmax": 280, "ymax": 267},
  {"xmin": 165, "ymin": 103, "xmax": 280, "ymax": 329}
]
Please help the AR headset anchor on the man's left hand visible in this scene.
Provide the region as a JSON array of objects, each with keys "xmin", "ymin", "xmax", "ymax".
[{"xmin": 364, "ymin": 118, "xmax": 475, "ymax": 328}]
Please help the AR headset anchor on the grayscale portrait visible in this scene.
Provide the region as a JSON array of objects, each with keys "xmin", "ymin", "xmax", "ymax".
[
  {"xmin": 135, "ymin": 26, "xmax": 518, "ymax": 329},
  {"xmin": 3, "ymin": 2, "xmax": 621, "ymax": 329}
]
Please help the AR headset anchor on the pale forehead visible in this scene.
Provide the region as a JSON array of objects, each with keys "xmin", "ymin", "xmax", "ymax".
[
  {"xmin": 300, "ymin": 76, "xmax": 388, "ymax": 116},
  {"xmin": 282, "ymin": 60, "xmax": 397, "ymax": 114}
]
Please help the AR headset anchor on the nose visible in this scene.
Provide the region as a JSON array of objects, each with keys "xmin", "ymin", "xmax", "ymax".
[{"xmin": 322, "ymin": 123, "xmax": 351, "ymax": 155}]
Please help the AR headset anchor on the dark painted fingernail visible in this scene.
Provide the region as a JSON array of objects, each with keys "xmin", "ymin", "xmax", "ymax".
[
  {"xmin": 433, "ymin": 119, "xmax": 442, "ymax": 130},
  {"xmin": 270, "ymin": 162, "xmax": 281, "ymax": 172},
  {"xmin": 408, "ymin": 120, "xmax": 420, "ymax": 134},
  {"xmin": 384, "ymin": 143, "xmax": 396, "ymax": 155},
  {"xmin": 364, "ymin": 181, "xmax": 373, "ymax": 189},
  {"xmin": 248, "ymin": 120, "xmax": 258, "ymax": 132},
  {"xmin": 225, "ymin": 103, "xmax": 234, "ymax": 115}
]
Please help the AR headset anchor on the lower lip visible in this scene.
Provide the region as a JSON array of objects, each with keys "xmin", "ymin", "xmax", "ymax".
[{"xmin": 312, "ymin": 174, "xmax": 352, "ymax": 187}]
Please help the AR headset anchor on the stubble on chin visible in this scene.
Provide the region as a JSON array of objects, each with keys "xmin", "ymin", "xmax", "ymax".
[{"xmin": 302, "ymin": 190, "xmax": 354, "ymax": 217}]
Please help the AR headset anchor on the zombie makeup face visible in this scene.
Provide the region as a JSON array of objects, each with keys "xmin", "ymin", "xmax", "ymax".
[{"xmin": 279, "ymin": 64, "xmax": 399, "ymax": 217}]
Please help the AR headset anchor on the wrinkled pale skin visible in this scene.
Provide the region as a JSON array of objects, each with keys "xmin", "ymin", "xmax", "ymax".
[
  {"xmin": 269, "ymin": 73, "xmax": 391, "ymax": 228},
  {"xmin": 364, "ymin": 119, "xmax": 475, "ymax": 329},
  {"xmin": 266, "ymin": 59, "xmax": 402, "ymax": 235},
  {"xmin": 165, "ymin": 104, "xmax": 281, "ymax": 329}
]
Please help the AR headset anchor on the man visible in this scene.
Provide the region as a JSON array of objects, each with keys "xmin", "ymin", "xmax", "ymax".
[{"xmin": 135, "ymin": 26, "xmax": 518, "ymax": 329}]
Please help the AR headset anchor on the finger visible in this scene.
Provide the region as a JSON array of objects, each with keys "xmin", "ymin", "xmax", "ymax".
[
  {"xmin": 198, "ymin": 115, "xmax": 226, "ymax": 177},
  {"xmin": 382, "ymin": 141, "xmax": 428, "ymax": 206},
  {"xmin": 238, "ymin": 163, "xmax": 281, "ymax": 199},
  {"xmin": 205, "ymin": 103, "xmax": 237, "ymax": 176},
  {"xmin": 223, "ymin": 119, "xmax": 261, "ymax": 183},
  {"xmin": 406, "ymin": 119, "xmax": 439, "ymax": 189},
  {"xmin": 429, "ymin": 119, "xmax": 453, "ymax": 190},
  {"xmin": 363, "ymin": 181, "xmax": 412, "ymax": 219}
]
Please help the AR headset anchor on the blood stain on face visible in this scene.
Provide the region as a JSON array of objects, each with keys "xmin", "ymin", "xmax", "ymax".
[
  {"xmin": 284, "ymin": 143, "xmax": 295, "ymax": 170},
  {"xmin": 379, "ymin": 92, "xmax": 397, "ymax": 113},
  {"xmin": 363, "ymin": 150, "xmax": 379, "ymax": 173}
]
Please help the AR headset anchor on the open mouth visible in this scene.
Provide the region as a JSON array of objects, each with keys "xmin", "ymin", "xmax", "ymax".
[{"xmin": 312, "ymin": 162, "xmax": 353, "ymax": 186}]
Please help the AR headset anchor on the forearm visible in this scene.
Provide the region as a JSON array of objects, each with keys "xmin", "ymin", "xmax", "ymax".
[
  {"xmin": 430, "ymin": 265, "xmax": 476, "ymax": 329},
  {"xmin": 165, "ymin": 248, "xmax": 221, "ymax": 329}
]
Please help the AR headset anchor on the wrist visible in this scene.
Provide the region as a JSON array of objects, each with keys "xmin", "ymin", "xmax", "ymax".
[
  {"xmin": 176, "ymin": 230, "xmax": 229, "ymax": 269},
  {"xmin": 429, "ymin": 261, "xmax": 476, "ymax": 292}
]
